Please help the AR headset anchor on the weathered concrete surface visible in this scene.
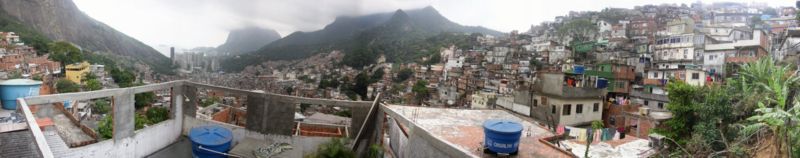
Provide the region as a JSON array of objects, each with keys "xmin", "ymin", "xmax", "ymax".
[
  {"xmin": 145, "ymin": 137, "xmax": 191, "ymax": 158},
  {"xmin": 349, "ymin": 106, "xmax": 370, "ymax": 137},
  {"xmin": 183, "ymin": 85, "xmax": 197, "ymax": 117},
  {"xmin": 0, "ymin": 130, "xmax": 42, "ymax": 158},
  {"xmin": 263, "ymin": 95, "xmax": 296, "ymax": 135},
  {"xmin": 404, "ymin": 134, "xmax": 451, "ymax": 158},
  {"xmin": 112, "ymin": 89, "xmax": 135, "ymax": 140},
  {"xmin": 245, "ymin": 94, "xmax": 272, "ymax": 134}
]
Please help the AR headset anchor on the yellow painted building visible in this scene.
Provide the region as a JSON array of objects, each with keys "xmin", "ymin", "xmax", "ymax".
[{"xmin": 65, "ymin": 61, "xmax": 90, "ymax": 83}]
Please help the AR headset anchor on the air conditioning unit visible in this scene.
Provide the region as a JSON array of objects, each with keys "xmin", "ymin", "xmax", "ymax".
[{"xmin": 639, "ymin": 107, "xmax": 650, "ymax": 116}]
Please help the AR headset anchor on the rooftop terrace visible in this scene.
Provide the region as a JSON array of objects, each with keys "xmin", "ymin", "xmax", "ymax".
[
  {"xmin": 0, "ymin": 80, "xmax": 377, "ymax": 158},
  {"xmin": 1, "ymin": 80, "xmax": 652, "ymax": 158}
]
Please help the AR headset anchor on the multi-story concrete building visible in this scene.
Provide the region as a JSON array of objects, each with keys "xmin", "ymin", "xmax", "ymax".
[
  {"xmin": 65, "ymin": 61, "xmax": 90, "ymax": 84},
  {"xmin": 704, "ymin": 30, "xmax": 769, "ymax": 77},
  {"xmin": 530, "ymin": 72, "xmax": 605, "ymax": 126}
]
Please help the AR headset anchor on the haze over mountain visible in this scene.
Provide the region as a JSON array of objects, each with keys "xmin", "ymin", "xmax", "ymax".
[
  {"xmin": 223, "ymin": 6, "xmax": 503, "ymax": 71},
  {"xmin": 0, "ymin": 0, "xmax": 173, "ymax": 74},
  {"xmin": 217, "ymin": 27, "xmax": 282, "ymax": 55}
]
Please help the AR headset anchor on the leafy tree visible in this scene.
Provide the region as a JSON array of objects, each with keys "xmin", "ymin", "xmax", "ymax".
[
  {"xmin": 394, "ymin": 68, "xmax": 413, "ymax": 83},
  {"xmin": 342, "ymin": 46, "xmax": 378, "ymax": 69},
  {"xmin": 134, "ymin": 114, "xmax": 148, "ymax": 129},
  {"xmin": 371, "ymin": 69, "xmax": 385, "ymax": 83},
  {"xmin": 98, "ymin": 115, "xmax": 113, "ymax": 139},
  {"xmin": 412, "ymin": 80, "xmax": 429, "ymax": 105},
  {"xmin": 92, "ymin": 99, "xmax": 111, "ymax": 115},
  {"xmin": 657, "ymin": 58, "xmax": 800, "ymax": 157},
  {"xmin": 556, "ymin": 18, "xmax": 598, "ymax": 43},
  {"xmin": 133, "ymin": 83, "xmax": 156, "ymax": 109},
  {"xmin": 83, "ymin": 72, "xmax": 98, "ymax": 81},
  {"xmin": 56, "ymin": 79, "xmax": 80, "ymax": 93},
  {"xmin": 319, "ymin": 74, "xmax": 340, "ymax": 89},
  {"xmin": 48, "ymin": 41, "xmax": 83, "ymax": 67},
  {"xmin": 305, "ymin": 138, "xmax": 355, "ymax": 158},
  {"xmin": 352, "ymin": 72, "xmax": 371, "ymax": 99},
  {"xmin": 111, "ymin": 68, "xmax": 136, "ymax": 87},
  {"xmin": 7, "ymin": 71, "xmax": 22, "ymax": 79},
  {"xmin": 200, "ymin": 97, "xmax": 220, "ymax": 107},
  {"xmin": 652, "ymin": 80, "xmax": 701, "ymax": 144},
  {"xmin": 426, "ymin": 52, "xmax": 441, "ymax": 65},
  {"xmin": 84, "ymin": 79, "xmax": 102, "ymax": 91},
  {"xmin": 146, "ymin": 107, "xmax": 169, "ymax": 124},
  {"xmin": 135, "ymin": 92, "xmax": 156, "ymax": 109}
]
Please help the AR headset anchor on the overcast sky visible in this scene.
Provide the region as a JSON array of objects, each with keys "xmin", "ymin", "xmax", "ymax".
[{"xmin": 72, "ymin": 0, "xmax": 793, "ymax": 55}]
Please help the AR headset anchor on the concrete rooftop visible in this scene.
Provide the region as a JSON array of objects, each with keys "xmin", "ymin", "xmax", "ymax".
[{"xmin": 386, "ymin": 105, "xmax": 573, "ymax": 158}]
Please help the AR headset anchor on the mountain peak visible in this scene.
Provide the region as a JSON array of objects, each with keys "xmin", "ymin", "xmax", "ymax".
[
  {"xmin": 422, "ymin": 6, "xmax": 436, "ymax": 11},
  {"xmin": 388, "ymin": 9, "xmax": 412, "ymax": 25},
  {"xmin": 218, "ymin": 26, "xmax": 281, "ymax": 55},
  {"xmin": 393, "ymin": 9, "xmax": 407, "ymax": 15}
]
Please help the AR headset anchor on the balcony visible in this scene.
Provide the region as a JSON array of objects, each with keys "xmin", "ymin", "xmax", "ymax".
[
  {"xmin": 585, "ymin": 70, "xmax": 635, "ymax": 80},
  {"xmin": 630, "ymin": 90, "xmax": 669, "ymax": 102},
  {"xmin": 532, "ymin": 83, "xmax": 606, "ymax": 99},
  {"xmin": 5, "ymin": 80, "xmax": 380, "ymax": 157},
  {"xmin": 584, "ymin": 70, "xmax": 614, "ymax": 79},
  {"xmin": 725, "ymin": 56, "xmax": 758, "ymax": 63},
  {"xmin": 643, "ymin": 79, "xmax": 667, "ymax": 86}
]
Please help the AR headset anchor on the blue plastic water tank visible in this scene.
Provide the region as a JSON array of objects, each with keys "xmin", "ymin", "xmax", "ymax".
[
  {"xmin": 573, "ymin": 65, "xmax": 585, "ymax": 74},
  {"xmin": 483, "ymin": 119, "xmax": 523, "ymax": 154},
  {"xmin": 189, "ymin": 125, "xmax": 233, "ymax": 158},
  {"xmin": 597, "ymin": 78, "xmax": 608, "ymax": 89},
  {"xmin": 0, "ymin": 79, "xmax": 42, "ymax": 110}
]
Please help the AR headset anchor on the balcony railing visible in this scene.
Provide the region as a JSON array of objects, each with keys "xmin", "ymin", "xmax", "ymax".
[
  {"xmin": 630, "ymin": 90, "xmax": 669, "ymax": 102},
  {"xmin": 725, "ymin": 56, "xmax": 758, "ymax": 63},
  {"xmin": 643, "ymin": 79, "xmax": 667, "ymax": 86},
  {"xmin": 14, "ymin": 80, "xmax": 376, "ymax": 158}
]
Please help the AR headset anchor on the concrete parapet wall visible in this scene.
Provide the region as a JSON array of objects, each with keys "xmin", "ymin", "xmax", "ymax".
[{"xmin": 20, "ymin": 80, "xmax": 375, "ymax": 157}]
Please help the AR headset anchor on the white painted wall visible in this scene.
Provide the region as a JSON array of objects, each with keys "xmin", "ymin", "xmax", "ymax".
[
  {"xmin": 534, "ymin": 94, "xmax": 603, "ymax": 126},
  {"xmin": 511, "ymin": 103, "xmax": 531, "ymax": 116},
  {"xmin": 682, "ymin": 69, "xmax": 706, "ymax": 86}
]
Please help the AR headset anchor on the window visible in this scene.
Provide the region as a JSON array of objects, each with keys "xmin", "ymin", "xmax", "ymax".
[
  {"xmin": 551, "ymin": 105, "xmax": 556, "ymax": 114},
  {"xmin": 593, "ymin": 103, "xmax": 599, "ymax": 112},
  {"xmin": 644, "ymin": 100, "xmax": 649, "ymax": 106},
  {"xmin": 563, "ymin": 104, "xmax": 571, "ymax": 115},
  {"xmin": 533, "ymin": 99, "xmax": 538, "ymax": 107},
  {"xmin": 576, "ymin": 104, "xmax": 583, "ymax": 114},
  {"xmin": 658, "ymin": 103, "xmax": 664, "ymax": 109},
  {"xmin": 691, "ymin": 73, "xmax": 699, "ymax": 79}
]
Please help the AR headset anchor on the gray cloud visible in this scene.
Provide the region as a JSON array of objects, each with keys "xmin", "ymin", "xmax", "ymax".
[{"xmin": 73, "ymin": 0, "xmax": 792, "ymax": 55}]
